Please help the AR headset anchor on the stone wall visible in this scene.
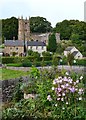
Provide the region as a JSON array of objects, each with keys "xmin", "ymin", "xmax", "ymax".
[{"xmin": 1, "ymin": 76, "xmax": 29, "ymax": 102}]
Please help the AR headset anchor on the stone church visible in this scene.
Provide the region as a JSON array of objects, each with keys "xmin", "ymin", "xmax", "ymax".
[
  {"xmin": 18, "ymin": 16, "xmax": 60, "ymax": 44},
  {"xmin": 4, "ymin": 16, "xmax": 60, "ymax": 56}
]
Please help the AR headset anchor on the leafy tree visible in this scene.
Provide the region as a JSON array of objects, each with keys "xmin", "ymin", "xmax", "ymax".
[
  {"xmin": 47, "ymin": 33, "xmax": 57, "ymax": 52},
  {"xmin": 2, "ymin": 17, "xmax": 18, "ymax": 40},
  {"xmin": 52, "ymin": 54, "xmax": 60, "ymax": 66},
  {"xmin": 67, "ymin": 53, "xmax": 74, "ymax": 66},
  {"xmin": 70, "ymin": 33, "xmax": 80, "ymax": 41},
  {"xmin": 54, "ymin": 20, "xmax": 86, "ymax": 40},
  {"xmin": 30, "ymin": 16, "xmax": 52, "ymax": 33}
]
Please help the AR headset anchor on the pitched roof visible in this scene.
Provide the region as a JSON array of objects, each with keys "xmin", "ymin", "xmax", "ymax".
[
  {"xmin": 27, "ymin": 41, "xmax": 46, "ymax": 46},
  {"xmin": 4, "ymin": 40, "xmax": 24, "ymax": 46},
  {"xmin": 72, "ymin": 51, "xmax": 79, "ymax": 56},
  {"xmin": 65, "ymin": 46, "xmax": 75, "ymax": 51}
]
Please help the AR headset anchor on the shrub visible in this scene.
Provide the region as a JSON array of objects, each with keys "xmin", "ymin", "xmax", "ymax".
[
  {"xmin": 42, "ymin": 56, "xmax": 52, "ymax": 61},
  {"xmin": 2, "ymin": 57, "xmax": 24, "ymax": 64}
]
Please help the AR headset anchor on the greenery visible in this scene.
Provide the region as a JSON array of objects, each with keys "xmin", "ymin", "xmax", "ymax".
[
  {"xmin": 30, "ymin": 16, "xmax": 52, "ymax": 33},
  {"xmin": 47, "ymin": 33, "xmax": 57, "ymax": 52},
  {"xmin": 54, "ymin": 19, "xmax": 86, "ymax": 40},
  {"xmin": 2, "ymin": 16, "xmax": 52, "ymax": 42},
  {"xmin": 2, "ymin": 17, "xmax": 18, "ymax": 41},
  {"xmin": 67, "ymin": 53, "xmax": 74, "ymax": 66},
  {"xmin": 2, "ymin": 67, "xmax": 86, "ymax": 120},
  {"xmin": 1, "ymin": 68, "xmax": 29, "ymax": 80}
]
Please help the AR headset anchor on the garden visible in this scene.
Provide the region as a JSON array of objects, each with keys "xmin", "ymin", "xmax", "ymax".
[{"xmin": 2, "ymin": 66, "xmax": 86, "ymax": 120}]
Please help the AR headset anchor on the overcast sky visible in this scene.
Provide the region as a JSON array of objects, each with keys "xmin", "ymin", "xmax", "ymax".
[{"xmin": 0, "ymin": 0, "xmax": 85, "ymax": 27}]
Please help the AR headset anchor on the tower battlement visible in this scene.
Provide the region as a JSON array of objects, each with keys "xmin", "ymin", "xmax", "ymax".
[{"xmin": 18, "ymin": 16, "xmax": 30, "ymax": 40}]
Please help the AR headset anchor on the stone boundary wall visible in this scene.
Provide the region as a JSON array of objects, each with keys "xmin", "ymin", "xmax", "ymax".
[{"xmin": 1, "ymin": 76, "xmax": 29, "ymax": 102}]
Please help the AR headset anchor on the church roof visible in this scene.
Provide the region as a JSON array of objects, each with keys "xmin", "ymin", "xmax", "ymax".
[
  {"xmin": 27, "ymin": 41, "xmax": 46, "ymax": 46},
  {"xmin": 4, "ymin": 40, "xmax": 24, "ymax": 46}
]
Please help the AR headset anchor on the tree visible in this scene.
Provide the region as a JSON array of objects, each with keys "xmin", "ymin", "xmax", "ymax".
[
  {"xmin": 67, "ymin": 53, "xmax": 74, "ymax": 66},
  {"xmin": 30, "ymin": 16, "xmax": 52, "ymax": 33},
  {"xmin": 47, "ymin": 33, "xmax": 57, "ymax": 52},
  {"xmin": 52, "ymin": 54, "xmax": 60, "ymax": 66},
  {"xmin": 2, "ymin": 17, "xmax": 18, "ymax": 40}
]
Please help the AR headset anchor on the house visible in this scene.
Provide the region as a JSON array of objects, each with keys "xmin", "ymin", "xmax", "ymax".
[
  {"xmin": 64, "ymin": 46, "xmax": 83, "ymax": 59},
  {"xmin": 27, "ymin": 41, "xmax": 46, "ymax": 56},
  {"xmin": 72, "ymin": 51, "xmax": 83, "ymax": 59},
  {"xmin": 4, "ymin": 40, "xmax": 27, "ymax": 56}
]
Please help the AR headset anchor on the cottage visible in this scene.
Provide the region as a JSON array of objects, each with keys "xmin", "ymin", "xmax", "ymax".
[
  {"xmin": 4, "ymin": 40, "xmax": 26, "ymax": 56},
  {"xmin": 64, "ymin": 46, "xmax": 83, "ymax": 59},
  {"xmin": 72, "ymin": 51, "xmax": 83, "ymax": 59},
  {"xmin": 27, "ymin": 41, "xmax": 46, "ymax": 56}
]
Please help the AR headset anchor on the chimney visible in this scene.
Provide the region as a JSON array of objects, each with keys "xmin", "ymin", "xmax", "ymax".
[{"xmin": 13, "ymin": 36, "xmax": 15, "ymax": 40}]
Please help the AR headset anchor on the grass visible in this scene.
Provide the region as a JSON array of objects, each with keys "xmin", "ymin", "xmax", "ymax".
[{"xmin": 1, "ymin": 68, "xmax": 29, "ymax": 80}]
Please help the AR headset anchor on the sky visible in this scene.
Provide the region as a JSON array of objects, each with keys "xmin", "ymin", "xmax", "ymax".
[{"xmin": 0, "ymin": 0, "xmax": 85, "ymax": 27}]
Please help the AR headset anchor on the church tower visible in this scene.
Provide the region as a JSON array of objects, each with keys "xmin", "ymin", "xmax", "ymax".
[
  {"xmin": 24, "ymin": 17, "xmax": 30, "ymax": 40},
  {"xmin": 18, "ymin": 16, "xmax": 24, "ymax": 40},
  {"xmin": 18, "ymin": 16, "xmax": 30, "ymax": 40}
]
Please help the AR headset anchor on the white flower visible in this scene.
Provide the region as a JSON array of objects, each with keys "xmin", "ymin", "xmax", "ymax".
[
  {"xmin": 76, "ymin": 80, "xmax": 79, "ymax": 83},
  {"xmin": 80, "ymin": 76, "xmax": 83, "ymax": 80},
  {"xmin": 57, "ymin": 98, "xmax": 60, "ymax": 100},
  {"xmin": 60, "ymin": 80, "xmax": 62, "ymax": 83},
  {"xmin": 55, "ymin": 104, "xmax": 57, "ymax": 107},
  {"xmin": 47, "ymin": 95, "xmax": 52, "ymax": 101},
  {"xmin": 62, "ymin": 93, "xmax": 65, "ymax": 96},
  {"xmin": 62, "ymin": 107, "xmax": 65, "ymax": 110},
  {"xmin": 53, "ymin": 80, "xmax": 57, "ymax": 85},
  {"xmin": 79, "ymin": 97, "xmax": 82, "ymax": 100},
  {"xmin": 61, "ymin": 98, "xmax": 64, "ymax": 101},
  {"xmin": 66, "ymin": 102, "xmax": 68, "ymax": 104},
  {"xmin": 52, "ymin": 87, "xmax": 55, "ymax": 90},
  {"xmin": 65, "ymin": 72, "xmax": 69, "ymax": 75}
]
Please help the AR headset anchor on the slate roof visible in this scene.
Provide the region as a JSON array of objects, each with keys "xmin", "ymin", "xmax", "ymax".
[
  {"xmin": 72, "ymin": 51, "xmax": 79, "ymax": 56},
  {"xmin": 4, "ymin": 40, "xmax": 24, "ymax": 46},
  {"xmin": 27, "ymin": 41, "xmax": 46, "ymax": 46},
  {"xmin": 65, "ymin": 46, "xmax": 75, "ymax": 51}
]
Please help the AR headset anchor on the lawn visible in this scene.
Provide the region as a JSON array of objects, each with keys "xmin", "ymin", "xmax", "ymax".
[{"xmin": 1, "ymin": 68, "xmax": 29, "ymax": 80}]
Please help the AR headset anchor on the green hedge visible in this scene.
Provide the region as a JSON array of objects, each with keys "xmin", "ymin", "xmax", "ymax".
[
  {"xmin": 2, "ymin": 57, "xmax": 24, "ymax": 64},
  {"xmin": 42, "ymin": 56, "xmax": 52, "ymax": 61},
  {"xmin": 74, "ymin": 59, "xmax": 86, "ymax": 66}
]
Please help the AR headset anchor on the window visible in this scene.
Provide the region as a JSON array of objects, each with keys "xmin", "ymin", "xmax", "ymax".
[
  {"xmin": 42, "ymin": 46, "xmax": 44, "ymax": 50},
  {"xmin": 30, "ymin": 46, "xmax": 32, "ymax": 49},
  {"xmin": 16, "ymin": 48, "xmax": 18, "ymax": 50},
  {"xmin": 36, "ymin": 46, "xmax": 38, "ymax": 50},
  {"xmin": 10, "ymin": 47, "xmax": 12, "ymax": 50}
]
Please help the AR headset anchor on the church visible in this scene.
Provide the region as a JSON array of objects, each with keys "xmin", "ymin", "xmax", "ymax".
[{"xmin": 4, "ymin": 16, "xmax": 60, "ymax": 56}]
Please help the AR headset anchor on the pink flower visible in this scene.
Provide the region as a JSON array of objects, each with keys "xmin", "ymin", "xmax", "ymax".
[
  {"xmin": 57, "ymin": 88, "xmax": 62, "ymax": 92},
  {"xmin": 69, "ymin": 87, "xmax": 75, "ymax": 93}
]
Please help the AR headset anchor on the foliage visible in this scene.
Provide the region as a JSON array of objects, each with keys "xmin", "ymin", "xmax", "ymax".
[
  {"xmin": 42, "ymin": 51, "xmax": 52, "ymax": 57},
  {"xmin": 47, "ymin": 33, "xmax": 57, "ymax": 52},
  {"xmin": 67, "ymin": 53, "xmax": 74, "ymax": 66},
  {"xmin": 54, "ymin": 19, "xmax": 86, "ymax": 40},
  {"xmin": 2, "ymin": 17, "xmax": 18, "ymax": 41},
  {"xmin": 29, "ymin": 66, "xmax": 40, "ymax": 79},
  {"xmin": 1, "ymin": 68, "xmax": 29, "ymax": 80},
  {"xmin": 2, "ymin": 57, "xmax": 23, "ymax": 64},
  {"xmin": 52, "ymin": 54, "xmax": 60, "ymax": 66},
  {"xmin": 30, "ymin": 16, "xmax": 52, "ymax": 33},
  {"xmin": 2, "ymin": 68, "xmax": 85, "ymax": 120},
  {"xmin": 12, "ymin": 78, "xmax": 24, "ymax": 102}
]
